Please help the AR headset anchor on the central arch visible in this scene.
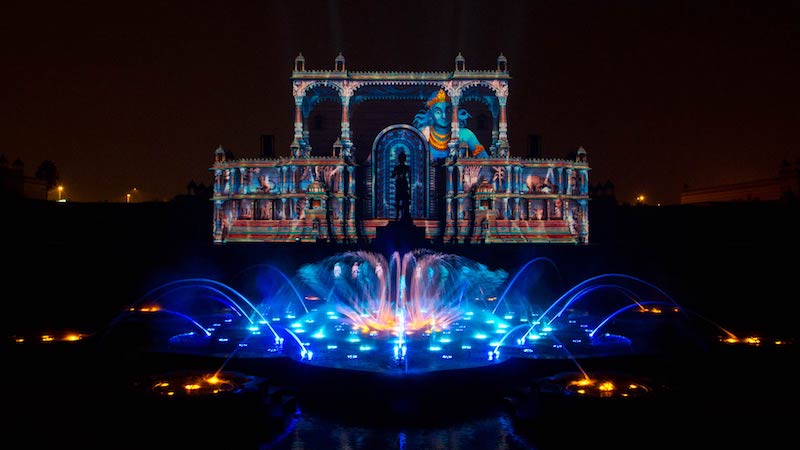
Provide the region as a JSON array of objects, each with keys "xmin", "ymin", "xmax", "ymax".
[{"xmin": 371, "ymin": 124, "xmax": 430, "ymax": 219}]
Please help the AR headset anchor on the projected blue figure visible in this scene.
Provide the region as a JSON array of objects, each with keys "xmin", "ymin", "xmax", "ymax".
[{"xmin": 413, "ymin": 89, "xmax": 487, "ymax": 161}]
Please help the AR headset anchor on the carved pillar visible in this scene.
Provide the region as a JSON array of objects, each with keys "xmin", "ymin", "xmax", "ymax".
[
  {"xmin": 223, "ymin": 169, "xmax": 231, "ymax": 194},
  {"xmin": 557, "ymin": 167, "xmax": 564, "ymax": 194},
  {"xmin": 214, "ymin": 169, "xmax": 222, "ymax": 193},
  {"xmin": 448, "ymin": 94, "xmax": 461, "ymax": 156},
  {"xmin": 498, "ymin": 95, "xmax": 509, "ymax": 145},
  {"xmin": 446, "ymin": 197, "xmax": 453, "ymax": 222},
  {"xmin": 339, "ymin": 81, "xmax": 358, "ymax": 147},
  {"xmin": 580, "ymin": 169, "xmax": 588, "ymax": 195},
  {"xmin": 213, "ymin": 200, "xmax": 223, "ymax": 241},
  {"xmin": 580, "ymin": 199, "xmax": 589, "ymax": 243},
  {"xmin": 348, "ymin": 166, "xmax": 355, "ymax": 195},
  {"xmin": 565, "ymin": 168, "xmax": 573, "ymax": 195},
  {"xmin": 293, "ymin": 96, "xmax": 304, "ymax": 142},
  {"xmin": 340, "ymin": 94, "xmax": 351, "ymax": 142},
  {"xmin": 447, "ymin": 166, "xmax": 454, "ymax": 194}
]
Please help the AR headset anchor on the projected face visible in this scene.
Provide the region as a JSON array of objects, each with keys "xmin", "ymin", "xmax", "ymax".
[{"xmin": 431, "ymin": 102, "xmax": 450, "ymax": 129}]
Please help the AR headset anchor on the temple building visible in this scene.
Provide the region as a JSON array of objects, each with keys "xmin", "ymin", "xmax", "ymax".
[{"xmin": 210, "ymin": 54, "xmax": 590, "ymax": 245}]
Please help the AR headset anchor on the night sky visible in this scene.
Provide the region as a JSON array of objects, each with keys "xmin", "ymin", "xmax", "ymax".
[{"xmin": 3, "ymin": 0, "xmax": 798, "ymax": 204}]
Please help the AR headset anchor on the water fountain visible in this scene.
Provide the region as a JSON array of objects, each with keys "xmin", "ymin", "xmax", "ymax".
[
  {"xmin": 99, "ymin": 249, "xmax": 739, "ymax": 370},
  {"xmin": 12, "ymin": 247, "xmax": 789, "ymax": 436}
]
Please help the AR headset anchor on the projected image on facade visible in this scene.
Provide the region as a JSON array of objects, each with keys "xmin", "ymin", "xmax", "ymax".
[
  {"xmin": 413, "ymin": 88, "xmax": 487, "ymax": 161},
  {"xmin": 210, "ymin": 53, "xmax": 590, "ymax": 245}
]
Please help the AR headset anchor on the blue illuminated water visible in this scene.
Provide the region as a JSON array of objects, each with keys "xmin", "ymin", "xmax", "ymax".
[{"xmin": 9, "ymin": 238, "xmax": 798, "ymax": 450}]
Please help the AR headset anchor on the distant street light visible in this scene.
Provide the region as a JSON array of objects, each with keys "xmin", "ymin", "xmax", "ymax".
[
  {"xmin": 126, "ymin": 193, "xmax": 131, "ymax": 203},
  {"xmin": 57, "ymin": 186, "xmax": 63, "ymax": 201}
]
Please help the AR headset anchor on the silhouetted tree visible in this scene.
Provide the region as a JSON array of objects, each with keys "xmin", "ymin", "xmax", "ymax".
[{"xmin": 35, "ymin": 160, "xmax": 59, "ymax": 199}]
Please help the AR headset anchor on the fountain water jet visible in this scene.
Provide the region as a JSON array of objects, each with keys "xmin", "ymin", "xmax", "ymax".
[{"xmin": 95, "ymin": 249, "xmax": 759, "ymax": 376}]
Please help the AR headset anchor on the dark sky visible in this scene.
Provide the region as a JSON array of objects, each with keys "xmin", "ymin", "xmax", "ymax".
[{"xmin": 2, "ymin": 0, "xmax": 798, "ymax": 204}]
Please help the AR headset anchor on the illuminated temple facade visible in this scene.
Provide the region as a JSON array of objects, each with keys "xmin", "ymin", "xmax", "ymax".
[{"xmin": 211, "ymin": 54, "xmax": 590, "ymax": 245}]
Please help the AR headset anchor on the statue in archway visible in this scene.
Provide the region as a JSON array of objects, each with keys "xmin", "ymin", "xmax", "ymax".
[{"xmin": 391, "ymin": 151, "xmax": 411, "ymax": 221}]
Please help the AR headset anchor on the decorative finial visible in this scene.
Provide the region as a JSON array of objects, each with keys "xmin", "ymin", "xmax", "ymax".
[{"xmin": 455, "ymin": 52, "xmax": 465, "ymax": 71}]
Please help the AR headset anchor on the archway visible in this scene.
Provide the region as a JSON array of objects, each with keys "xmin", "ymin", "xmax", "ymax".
[{"xmin": 371, "ymin": 125, "xmax": 429, "ymax": 219}]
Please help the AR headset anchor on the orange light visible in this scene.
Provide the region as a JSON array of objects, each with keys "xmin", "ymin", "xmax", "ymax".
[{"xmin": 598, "ymin": 381, "xmax": 616, "ymax": 392}]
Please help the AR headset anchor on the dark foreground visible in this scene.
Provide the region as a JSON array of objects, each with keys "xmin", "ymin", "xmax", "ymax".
[
  {"xmin": 8, "ymin": 333, "xmax": 796, "ymax": 449},
  {"xmin": 6, "ymin": 199, "xmax": 800, "ymax": 449}
]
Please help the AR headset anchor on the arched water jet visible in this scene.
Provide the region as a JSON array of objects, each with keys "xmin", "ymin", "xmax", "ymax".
[
  {"xmin": 134, "ymin": 278, "xmax": 269, "ymax": 321},
  {"xmin": 589, "ymin": 300, "xmax": 680, "ymax": 338},
  {"xmin": 145, "ymin": 308, "xmax": 212, "ymax": 337},
  {"xmin": 86, "ymin": 251, "xmax": 757, "ymax": 375},
  {"xmin": 546, "ymin": 284, "xmax": 651, "ymax": 326},
  {"xmin": 234, "ymin": 263, "xmax": 311, "ymax": 315},
  {"xmin": 151, "ymin": 285, "xmax": 247, "ymax": 318},
  {"xmin": 282, "ymin": 328, "xmax": 310, "ymax": 360},
  {"xmin": 526, "ymin": 274, "xmax": 683, "ymax": 334},
  {"xmin": 493, "ymin": 257, "xmax": 561, "ymax": 315},
  {"xmin": 115, "ymin": 278, "xmax": 282, "ymax": 346}
]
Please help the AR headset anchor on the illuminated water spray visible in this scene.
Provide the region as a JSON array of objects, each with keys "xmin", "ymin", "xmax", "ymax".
[{"xmin": 95, "ymin": 249, "xmax": 751, "ymax": 375}]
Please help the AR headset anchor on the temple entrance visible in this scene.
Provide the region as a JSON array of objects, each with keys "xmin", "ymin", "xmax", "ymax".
[{"xmin": 371, "ymin": 125, "xmax": 429, "ymax": 219}]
